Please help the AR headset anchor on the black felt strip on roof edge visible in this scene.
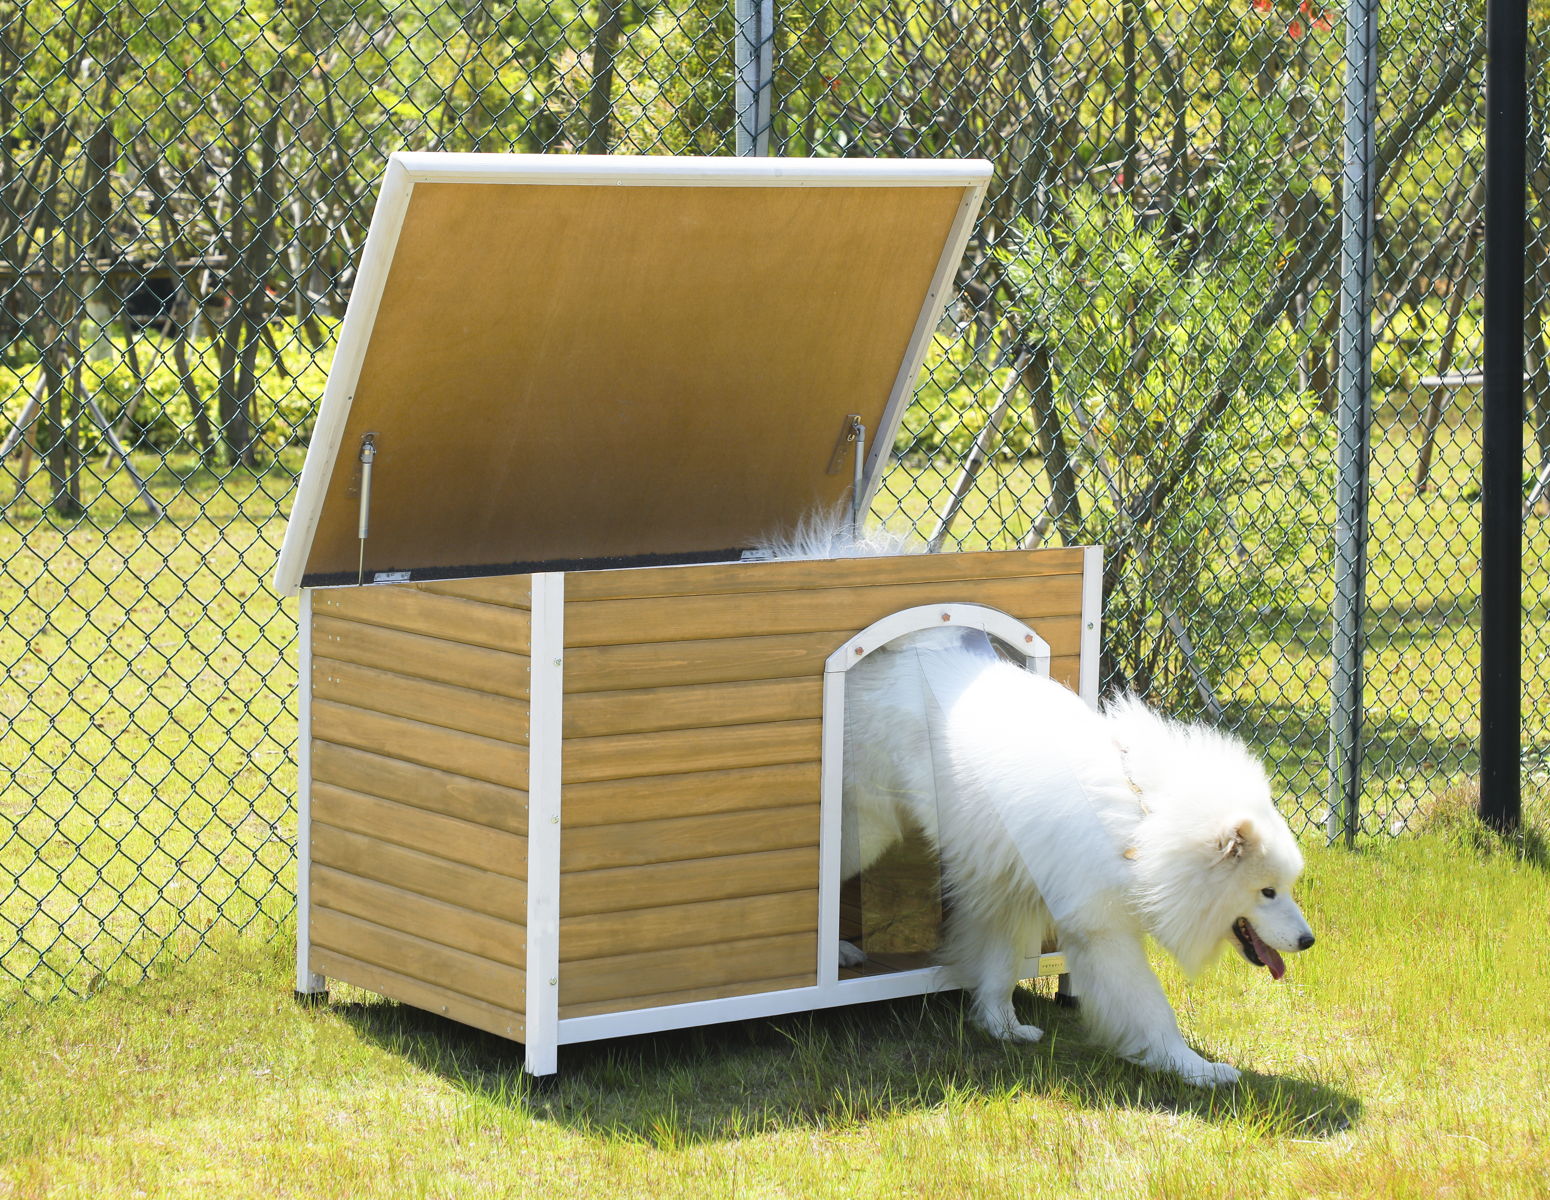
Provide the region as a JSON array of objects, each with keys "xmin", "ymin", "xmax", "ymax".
[{"xmin": 299, "ymin": 547, "xmax": 749, "ymax": 589}]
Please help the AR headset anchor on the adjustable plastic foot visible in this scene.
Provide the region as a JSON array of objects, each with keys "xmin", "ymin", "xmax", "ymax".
[
  {"xmin": 293, "ymin": 988, "xmax": 330, "ymax": 1007},
  {"xmin": 1054, "ymin": 973, "xmax": 1079, "ymax": 1010}
]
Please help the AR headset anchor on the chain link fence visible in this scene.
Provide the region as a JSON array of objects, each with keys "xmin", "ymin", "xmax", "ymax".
[{"xmin": 0, "ymin": 0, "xmax": 1536, "ymax": 999}]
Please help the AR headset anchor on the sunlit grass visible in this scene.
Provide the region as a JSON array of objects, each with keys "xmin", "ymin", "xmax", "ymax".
[{"xmin": 1, "ymin": 815, "xmax": 1545, "ymax": 1198}]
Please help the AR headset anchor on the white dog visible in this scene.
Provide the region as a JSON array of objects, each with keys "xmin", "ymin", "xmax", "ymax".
[{"xmin": 770, "ymin": 519, "xmax": 1316, "ymax": 1087}]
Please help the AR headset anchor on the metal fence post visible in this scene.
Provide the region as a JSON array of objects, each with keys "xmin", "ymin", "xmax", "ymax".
[
  {"xmin": 1329, "ymin": 0, "xmax": 1379, "ymax": 846},
  {"xmin": 1480, "ymin": 0, "xmax": 1526, "ymax": 832},
  {"xmin": 735, "ymin": 0, "xmax": 774, "ymax": 155}
]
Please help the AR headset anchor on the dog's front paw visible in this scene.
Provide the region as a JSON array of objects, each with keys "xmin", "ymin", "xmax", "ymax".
[
  {"xmin": 974, "ymin": 1006, "xmax": 1044, "ymax": 1043},
  {"xmin": 1177, "ymin": 1058, "xmax": 1240, "ymax": 1088},
  {"xmin": 837, "ymin": 940, "xmax": 866, "ymax": 970}
]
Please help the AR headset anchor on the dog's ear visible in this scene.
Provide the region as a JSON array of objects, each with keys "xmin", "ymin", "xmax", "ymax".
[{"xmin": 1217, "ymin": 818, "xmax": 1257, "ymax": 860}]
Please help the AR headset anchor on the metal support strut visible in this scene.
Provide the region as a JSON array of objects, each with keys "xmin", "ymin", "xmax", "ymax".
[
  {"xmin": 851, "ymin": 417, "xmax": 867, "ymax": 538},
  {"xmin": 356, "ymin": 433, "xmax": 376, "ymax": 586}
]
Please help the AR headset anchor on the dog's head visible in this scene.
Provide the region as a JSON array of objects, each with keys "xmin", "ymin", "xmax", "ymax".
[
  {"xmin": 1111, "ymin": 697, "xmax": 1315, "ymax": 978},
  {"xmin": 1215, "ymin": 817, "xmax": 1314, "ymax": 981}
]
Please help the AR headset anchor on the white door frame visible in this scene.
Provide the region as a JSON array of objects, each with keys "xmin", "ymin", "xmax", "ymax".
[{"xmin": 816, "ymin": 603, "xmax": 1061, "ymax": 999}]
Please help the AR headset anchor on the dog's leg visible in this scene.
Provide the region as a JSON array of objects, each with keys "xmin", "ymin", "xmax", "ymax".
[
  {"xmin": 945, "ymin": 905, "xmax": 1044, "ymax": 1043},
  {"xmin": 1062, "ymin": 931, "xmax": 1239, "ymax": 1086}
]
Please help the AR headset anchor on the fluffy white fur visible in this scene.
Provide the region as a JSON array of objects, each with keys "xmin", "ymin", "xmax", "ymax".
[{"xmin": 764, "ymin": 515, "xmax": 1315, "ymax": 1087}]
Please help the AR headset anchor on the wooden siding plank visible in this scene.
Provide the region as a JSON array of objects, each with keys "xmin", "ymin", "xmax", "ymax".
[
  {"xmin": 315, "ymin": 586, "xmax": 530, "ymax": 653},
  {"xmin": 560, "ymin": 974, "xmax": 814, "ymax": 1020},
  {"xmin": 558, "ymin": 931, "xmax": 815, "ymax": 1007},
  {"xmin": 563, "ymin": 574, "xmax": 1084, "ymax": 647},
  {"xmin": 565, "ymin": 630, "xmax": 845, "ymax": 693},
  {"xmin": 562, "ymin": 805, "xmax": 817, "ymax": 872},
  {"xmin": 562, "ymin": 847, "xmax": 819, "ymax": 917},
  {"xmin": 312, "ymin": 823, "xmax": 526, "ymax": 919},
  {"xmin": 312, "ymin": 948, "xmax": 524, "ymax": 1040},
  {"xmin": 312, "ymin": 613, "xmax": 529, "ymax": 700},
  {"xmin": 562, "ymin": 763, "xmax": 818, "ymax": 828},
  {"xmin": 312, "ymin": 907, "xmax": 522, "ymax": 1008},
  {"xmin": 414, "ymin": 576, "xmax": 532, "ymax": 609},
  {"xmin": 312, "ymin": 740, "xmax": 527, "ymax": 833},
  {"xmin": 312, "ymin": 866, "xmax": 524, "ymax": 967},
  {"xmin": 1050, "ymin": 654, "xmax": 1080, "ymax": 692},
  {"xmin": 565, "ymin": 548, "xmax": 1088, "ymax": 601},
  {"xmin": 563, "ymin": 676, "xmax": 820, "ymax": 739},
  {"xmin": 563, "ymin": 719, "xmax": 820, "ymax": 784},
  {"xmin": 314, "ymin": 656, "xmax": 528, "ymax": 745},
  {"xmin": 314, "ymin": 781, "xmax": 526, "ymax": 876},
  {"xmin": 313, "ymin": 699, "xmax": 527, "ymax": 788},
  {"xmin": 561, "ymin": 623, "xmax": 1082, "ymax": 693},
  {"xmin": 560, "ymin": 890, "xmax": 816, "ymax": 962}
]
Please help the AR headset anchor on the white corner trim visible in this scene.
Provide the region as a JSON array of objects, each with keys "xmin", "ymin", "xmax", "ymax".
[
  {"xmin": 1080, "ymin": 545, "xmax": 1105, "ymax": 709},
  {"xmin": 524, "ymin": 573, "xmax": 565, "ymax": 1075},
  {"xmin": 294, "ymin": 589, "xmax": 325, "ymax": 994},
  {"xmin": 273, "ymin": 159, "xmax": 415, "ymax": 596}
]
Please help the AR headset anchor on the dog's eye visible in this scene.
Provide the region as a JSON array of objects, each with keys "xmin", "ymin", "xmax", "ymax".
[{"xmin": 1261, "ymin": 887, "xmax": 1276, "ymax": 899}]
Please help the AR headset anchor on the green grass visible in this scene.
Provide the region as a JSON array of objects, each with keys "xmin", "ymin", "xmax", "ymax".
[{"xmin": 1, "ymin": 810, "xmax": 1546, "ymax": 1198}]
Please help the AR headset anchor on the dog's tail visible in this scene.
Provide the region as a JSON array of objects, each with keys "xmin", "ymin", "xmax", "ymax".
[{"xmin": 754, "ymin": 507, "xmax": 922, "ymax": 561}]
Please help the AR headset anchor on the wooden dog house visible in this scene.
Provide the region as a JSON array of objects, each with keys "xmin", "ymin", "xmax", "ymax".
[{"xmin": 275, "ymin": 153, "xmax": 1103, "ymax": 1075}]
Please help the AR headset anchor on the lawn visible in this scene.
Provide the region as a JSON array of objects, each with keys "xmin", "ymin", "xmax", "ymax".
[{"xmin": 0, "ymin": 807, "xmax": 1545, "ymax": 1199}]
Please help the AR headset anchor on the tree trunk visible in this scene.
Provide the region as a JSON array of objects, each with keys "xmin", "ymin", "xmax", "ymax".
[
  {"xmin": 584, "ymin": 0, "xmax": 625, "ymax": 154},
  {"xmin": 228, "ymin": 67, "xmax": 291, "ymax": 467},
  {"xmin": 1021, "ymin": 341, "xmax": 1084, "ymax": 544},
  {"xmin": 215, "ymin": 104, "xmax": 255, "ymax": 467}
]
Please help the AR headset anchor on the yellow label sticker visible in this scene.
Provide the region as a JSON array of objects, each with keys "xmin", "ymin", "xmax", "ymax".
[{"xmin": 1036, "ymin": 953, "xmax": 1067, "ymax": 978}]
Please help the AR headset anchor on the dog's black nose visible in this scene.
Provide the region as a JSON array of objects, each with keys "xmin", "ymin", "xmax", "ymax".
[{"xmin": 1298, "ymin": 933, "xmax": 1315, "ymax": 950}]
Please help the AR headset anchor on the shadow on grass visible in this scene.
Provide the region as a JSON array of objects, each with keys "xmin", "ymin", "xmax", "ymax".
[{"xmin": 333, "ymin": 986, "xmax": 1362, "ymax": 1146}]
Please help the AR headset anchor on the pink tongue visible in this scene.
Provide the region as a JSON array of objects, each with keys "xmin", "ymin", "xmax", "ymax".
[{"xmin": 1248, "ymin": 925, "xmax": 1286, "ymax": 981}]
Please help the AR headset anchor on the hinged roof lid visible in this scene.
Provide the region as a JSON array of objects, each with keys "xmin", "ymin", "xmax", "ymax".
[{"xmin": 275, "ymin": 153, "xmax": 991, "ymax": 592}]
